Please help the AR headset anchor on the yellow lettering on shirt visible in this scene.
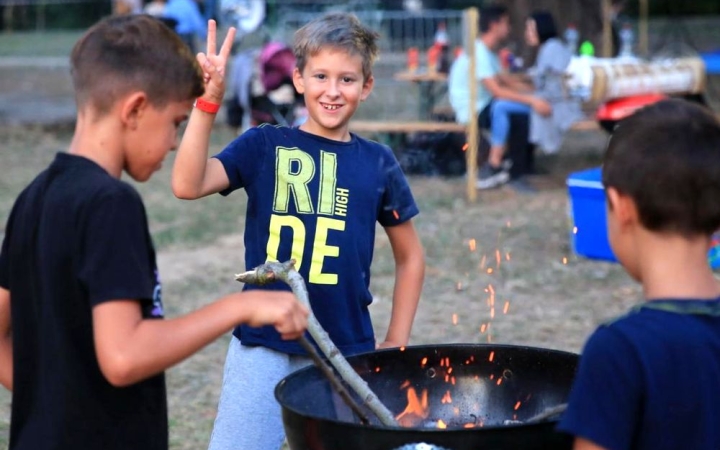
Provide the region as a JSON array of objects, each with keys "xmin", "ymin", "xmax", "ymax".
[{"xmin": 309, "ymin": 217, "xmax": 346, "ymax": 285}]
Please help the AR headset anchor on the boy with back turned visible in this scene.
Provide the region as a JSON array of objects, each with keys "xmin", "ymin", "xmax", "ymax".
[{"xmin": 559, "ymin": 99, "xmax": 720, "ymax": 450}]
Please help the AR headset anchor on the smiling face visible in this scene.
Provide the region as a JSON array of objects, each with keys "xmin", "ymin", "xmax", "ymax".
[
  {"xmin": 124, "ymin": 99, "xmax": 191, "ymax": 182},
  {"xmin": 292, "ymin": 47, "xmax": 374, "ymax": 142}
]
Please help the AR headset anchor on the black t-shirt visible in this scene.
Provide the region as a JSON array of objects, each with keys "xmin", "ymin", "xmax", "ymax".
[{"xmin": 0, "ymin": 153, "xmax": 167, "ymax": 449}]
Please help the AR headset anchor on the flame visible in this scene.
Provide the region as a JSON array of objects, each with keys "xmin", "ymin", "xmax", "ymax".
[
  {"xmin": 452, "ymin": 313, "xmax": 458, "ymax": 325},
  {"xmin": 503, "ymin": 301, "xmax": 510, "ymax": 314},
  {"xmin": 395, "ymin": 387, "xmax": 429, "ymax": 424},
  {"xmin": 441, "ymin": 390, "xmax": 453, "ymax": 404},
  {"xmin": 437, "ymin": 419, "xmax": 447, "ymax": 429},
  {"xmin": 468, "ymin": 239, "xmax": 477, "ymax": 251}
]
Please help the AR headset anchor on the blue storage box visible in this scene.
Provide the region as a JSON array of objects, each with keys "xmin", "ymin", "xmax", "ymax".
[{"xmin": 566, "ymin": 167, "xmax": 617, "ymax": 262}]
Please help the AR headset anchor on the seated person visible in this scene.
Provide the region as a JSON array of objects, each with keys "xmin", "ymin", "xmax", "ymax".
[
  {"xmin": 525, "ymin": 11, "xmax": 583, "ymax": 155},
  {"xmin": 448, "ymin": 4, "xmax": 551, "ymax": 190}
]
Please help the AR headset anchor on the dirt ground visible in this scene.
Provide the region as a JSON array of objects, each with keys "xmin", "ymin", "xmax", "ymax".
[{"xmin": 0, "ymin": 53, "xmax": 717, "ymax": 449}]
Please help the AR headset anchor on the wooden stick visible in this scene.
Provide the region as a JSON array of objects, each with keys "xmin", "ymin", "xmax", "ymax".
[
  {"xmin": 235, "ymin": 260, "xmax": 398, "ymax": 426},
  {"xmin": 296, "ymin": 335, "xmax": 370, "ymax": 425}
]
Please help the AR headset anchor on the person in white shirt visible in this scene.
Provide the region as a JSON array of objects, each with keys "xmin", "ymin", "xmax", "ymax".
[{"xmin": 449, "ymin": 5, "xmax": 551, "ymax": 189}]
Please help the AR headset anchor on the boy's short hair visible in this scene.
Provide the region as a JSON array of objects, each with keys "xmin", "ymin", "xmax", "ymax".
[
  {"xmin": 480, "ymin": 5, "xmax": 509, "ymax": 33},
  {"xmin": 603, "ymin": 99, "xmax": 720, "ymax": 236},
  {"xmin": 71, "ymin": 14, "xmax": 204, "ymax": 115},
  {"xmin": 293, "ymin": 12, "xmax": 379, "ymax": 81}
]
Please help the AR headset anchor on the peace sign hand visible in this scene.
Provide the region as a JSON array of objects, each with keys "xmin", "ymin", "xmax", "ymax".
[{"xmin": 196, "ymin": 20, "xmax": 236, "ymax": 104}]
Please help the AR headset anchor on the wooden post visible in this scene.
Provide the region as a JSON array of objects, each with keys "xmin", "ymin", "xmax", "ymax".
[
  {"xmin": 601, "ymin": 0, "xmax": 613, "ymax": 58},
  {"xmin": 464, "ymin": 7, "xmax": 479, "ymax": 203},
  {"xmin": 639, "ymin": 0, "xmax": 649, "ymax": 57}
]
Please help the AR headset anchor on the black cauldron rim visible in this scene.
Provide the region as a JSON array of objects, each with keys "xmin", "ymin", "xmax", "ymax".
[{"xmin": 274, "ymin": 343, "xmax": 579, "ymax": 434}]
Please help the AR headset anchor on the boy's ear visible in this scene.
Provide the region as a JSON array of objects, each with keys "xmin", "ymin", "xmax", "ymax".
[
  {"xmin": 292, "ymin": 67, "xmax": 305, "ymax": 95},
  {"xmin": 361, "ymin": 75, "xmax": 374, "ymax": 102},
  {"xmin": 119, "ymin": 92, "xmax": 150, "ymax": 130},
  {"xmin": 607, "ymin": 187, "xmax": 639, "ymax": 227}
]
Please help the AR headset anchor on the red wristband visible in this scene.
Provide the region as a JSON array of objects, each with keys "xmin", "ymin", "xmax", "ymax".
[{"xmin": 194, "ymin": 98, "xmax": 221, "ymax": 114}]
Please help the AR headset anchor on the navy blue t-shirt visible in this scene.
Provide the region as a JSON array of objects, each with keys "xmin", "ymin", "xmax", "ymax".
[
  {"xmin": 214, "ymin": 125, "xmax": 419, "ymax": 355},
  {"xmin": 558, "ymin": 299, "xmax": 720, "ymax": 450}
]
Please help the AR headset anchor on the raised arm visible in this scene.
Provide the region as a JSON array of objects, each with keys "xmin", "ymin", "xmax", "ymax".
[
  {"xmin": 172, "ymin": 20, "xmax": 235, "ymax": 200},
  {"xmin": 92, "ymin": 290, "xmax": 308, "ymax": 387},
  {"xmin": 378, "ymin": 220, "xmax": 425, "ymax": 349},
  {"xmin": 0, "ymin": 287, "xmax": 12, "ymax": 391}
]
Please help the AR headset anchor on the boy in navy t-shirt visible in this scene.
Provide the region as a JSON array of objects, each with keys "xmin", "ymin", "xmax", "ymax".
[
  {"xmin": 172, "ymin": 12, "xmax": 425, "ymax": 450},
  {"xmin": 558, "ymin": 99, "xmax": 720, "ymax": 450}
]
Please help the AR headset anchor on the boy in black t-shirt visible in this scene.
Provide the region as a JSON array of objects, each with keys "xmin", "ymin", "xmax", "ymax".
[{"xmin": 0, "ymin": 15, "xmax": 307, "ymax": 450}]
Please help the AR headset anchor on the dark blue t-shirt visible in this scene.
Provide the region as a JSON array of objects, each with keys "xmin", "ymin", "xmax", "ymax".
[
  {"xmin": 214, "ymin": 125, "xmax": 419, "ymax": 355},
  {"xmin": 558, "ymin": 299, "xmax": 720, "ymax": 450}
]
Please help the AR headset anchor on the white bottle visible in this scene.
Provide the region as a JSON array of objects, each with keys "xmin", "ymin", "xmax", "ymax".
[
  {"xmin": 619, "ymin": 23, "xmax": 634, "ymax": 58},
  {"xmin": 564, "ymin": 24, "xmax": 579, "ymax": 56}
]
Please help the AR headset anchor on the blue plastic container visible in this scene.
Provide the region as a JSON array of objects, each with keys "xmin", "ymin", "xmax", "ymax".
[
  {"xmin": 567, "ymin": 167, "xmax": 617, "ymax": 262},
  {"xmin": 567, "ymin": 167, "xmax": 720, "ymax": 268},
  {"xmin": 701, "ymin": 50, "xmax": 720, "ymax": 75}
]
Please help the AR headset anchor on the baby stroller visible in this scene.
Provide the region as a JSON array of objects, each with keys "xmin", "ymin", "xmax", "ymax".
[{"xmin": 226, "ymin": 41, "xmax": 306, "ymax": 132}]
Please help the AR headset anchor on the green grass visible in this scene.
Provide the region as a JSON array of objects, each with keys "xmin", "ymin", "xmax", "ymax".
[{"xmin": 0, "ymin": 30, "xmax": 84, "ymax": 57}]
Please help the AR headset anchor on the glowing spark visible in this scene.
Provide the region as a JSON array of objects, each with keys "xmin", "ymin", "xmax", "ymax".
[
  {"xmin": 514, "ymin": 401, "xmax": 522, "ymax": 411},
  {"xmin": 400, "ymin": 346, "xmax": 406, "ymax": 351},
  {"xmin": 451, "ymin": 376, "xmax": 456, "ymax": 385},
  {"xmin": 487, "ymin": 268, "xmax": 493, "ymax": 274},
  {"xmin": 456, "ymin": 281, "xmax": 463, "ymax": 291},
  {"xmin": 490, "ymin": 307, "xmax": 495, "ymax": 319},
  {"xmin": 468, "ymin": 238, "xmax": 477, "ymax": 251},
  {"xmin": 505, "ymin": 252, "xmax": 511, "ymax": 261},
  {"xmin": 480, "ymin": 255, "xmax": 487, "ymax": 269},
  {"xmin": 392, "ymin": 210, "xmax": 399, "ymax": 220},
  {"xmin": 452, "ymin": 313, "xmax": 458, "ymax": 325},
  {"xmin": 503, "ymin": 301, "xmax": 510, "ymax": 314},
  {"xmin": 445, "ymin": 374, "xmax": 450, "ymax": 383},
  {"xmin": 497, "ymin": 378, "xmax": 503, "ymax": 386},
  {"xmin": 400, "ymin": 380, "xmax": 411, "ymax": 389},
  {"xmin": 562, "ymin": 257, "xmax": 568, "ymax": 265},
  {"xmin": 437, "ymin": 419, "xmax": 447, "ymax": 429},
  {"xmin": 464, "ymin": 423, "xmax": 475, "ymax": 429},
  {"xmin": 462, "ymin": 143, "xmax": 469, "ymax": 151},
  {"xmin": 421, "ymin": 357, "xmax": 428, "ymax": 367},
  {"xmin": 441, "ymin": 390, "xmax": 453, "ymax": 404},
  {"xmin": 489, "ymin": 351, "xmax": 495, "ymax": 362},
  {"xmin": 448, "ymin": 367, "xmax": 453, "ymax": 374},
  {"xmin": 489, "ymin": 374, "xmax": 495, "ymax": 380},
  {"xmin": 480, "ymin": 324, "xmax": 486, "ymax": 333},
  {"xmin": 375, "ymin": 367, "xmax": 381, "ymax": 373},
  {"xmin": 495, "ymin": 249, "xmax": 501, "ymax": 268}
]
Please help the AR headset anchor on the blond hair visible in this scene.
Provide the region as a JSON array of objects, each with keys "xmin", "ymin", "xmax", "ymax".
[{"xmin": 293, "ymin": 12, "xmax": 379, "ymax": 80}]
